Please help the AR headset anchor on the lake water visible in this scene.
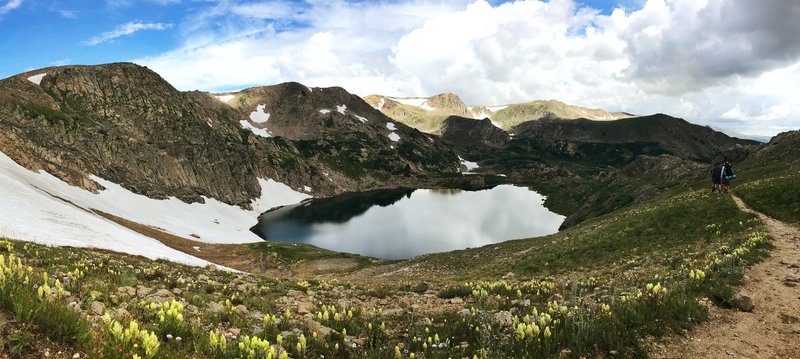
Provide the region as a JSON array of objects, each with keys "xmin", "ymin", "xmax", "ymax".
[{"xmin": 251, "ymin": 185, "xmax": 564, "ymax": 259}]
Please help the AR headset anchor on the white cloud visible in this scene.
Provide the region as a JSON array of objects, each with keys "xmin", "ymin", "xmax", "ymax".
[
  {"xmin": 84, "ymin": 21, "xmax": 173, "ymax": 46},
  {"xmin": 57, "ymin": 9, "xmax": 77, "ymax": 19},
  {"xmin": 136, "ymin": 0, "xmax": 800, "ymax": 137},
  {"xmin": 49, "ymin": 58, "xmax": 71, "ymax": 66},
  {"xmin": 0, "ymin": 0, "xmax": 22, "ymax": 17}
]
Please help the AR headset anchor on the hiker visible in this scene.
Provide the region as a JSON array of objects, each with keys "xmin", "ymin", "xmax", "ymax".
[
  {"xmin": 721, "ymin": 160, "xmax": 735, "ymax": 192},
  {"xmin": 711, "ymin": 162, "xmax": 722, "ymax": 193}
]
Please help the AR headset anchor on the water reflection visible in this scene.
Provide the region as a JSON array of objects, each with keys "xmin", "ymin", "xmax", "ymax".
[{"xmin": 252, "ymin": 185, "xmax": 564, "ymax": 259}]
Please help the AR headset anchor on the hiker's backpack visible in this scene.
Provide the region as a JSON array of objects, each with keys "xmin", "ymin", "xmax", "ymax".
[{"xmin": 723, "ymin": 163, "xmax": 736, "ymax": 180}]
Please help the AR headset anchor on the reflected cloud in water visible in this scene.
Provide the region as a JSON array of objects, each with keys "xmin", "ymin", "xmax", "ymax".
[{"xmin": 252, "ymin": 185, "xmax": 564, "ymax": 259}]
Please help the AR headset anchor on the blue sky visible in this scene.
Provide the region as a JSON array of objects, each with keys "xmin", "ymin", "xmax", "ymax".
[{"xmin": 1, "ymin": 0, "xmax": 799, "ymax": 137}]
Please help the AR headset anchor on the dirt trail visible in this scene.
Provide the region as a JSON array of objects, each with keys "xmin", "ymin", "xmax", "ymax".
[{"xmin": 653, "ymin": 195, "xmax": 800, "ymax": 359}]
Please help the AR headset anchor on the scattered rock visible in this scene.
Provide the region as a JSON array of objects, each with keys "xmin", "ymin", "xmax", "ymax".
[
  {"xmin": 560, "ymin": 348, "xmax": 573, "ymax": 358},
  {"xmin": 449, "ymin": 297, "xmax": 464, "ymax": 305},
  {"xmin": 137, "ymin": 286, "xmax": 153, "ymax": 297},
  {"xmin": 117, "ymin": 286, "xmax": 136, "ymax": 297},
  {"xmin": 297, "ymin": 302, "xmax": 314, "ymax": 315},
  {"xmin": 305, "ymin": 317, "xmax": 334, "ymax": 337},
  {"xmin": 779, "ymin": 313, "xmax": 799, "ymax": 324},
  {"xmin": 235, "ymin": 305, "xmax": 248, "ymax": 316},
  {"xmin": 399, "ymin": 297, "xmax": 413, "ymax": 308},
  {"xmin": 411, "ymin": 282, "xmax": 429, "ymax": 293},
  {"xmin": 502, "ymin": 272, "xmax": 515, "ymax": 280},
  {"xmin": 492, "ymin": 311, "xmax": 514, "ymax": 327},
  {"xmin": 197, "ymin": 274, "xmax": 209, "ymax": 282},
  {"xmin": 458, "ymin": 308, "xmax": 471, "ymax": 317},
  {"xmin": 416, "ymin": 317, "xmax": 432, "ymax": 327},
  {"xmin": 172, "ymin": 288, "xmax": 183, "ymax": 295},
  {"xmin": 734, "ymin": 290, "xmax": 755, "ymax": 312},
  {"xmin": 227, "ymin": 328, "xmax": 241, "ymax": 337},
  {"xmin": 90, "ymin": 301, "xmax": 105, "ymax": 315},
  {"xmin": 110, "ymin": 308, "xmax": 132, "ymax": 322},
  {"xmin": 207, "ymin": 301, "xmax": 224, "ymax": 314}
]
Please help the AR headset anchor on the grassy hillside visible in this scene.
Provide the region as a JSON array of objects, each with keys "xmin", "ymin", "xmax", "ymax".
[
  {"xmin": 733, "ymin": 131, "xmax": 800, "ymax": 224},
  {"xmin": 0, "ymin": 180, "xmax": 775, "ymax": 358}
]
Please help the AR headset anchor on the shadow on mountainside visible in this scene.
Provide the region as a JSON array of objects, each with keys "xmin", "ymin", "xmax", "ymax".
[{"xmin": 651, "ymin": 195, "xmax": 800, "ymax": 358}]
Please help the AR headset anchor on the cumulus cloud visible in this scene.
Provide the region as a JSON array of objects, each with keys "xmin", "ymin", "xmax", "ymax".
[
  {"xmin": 136, "ymin": 0, "xmax": 800, "ymax": 137},
  {"xmin": 0, "ymin": 0, "xmax": 23, "ymax": 17},
  {"xmin": 84, "ymin": 21, "xmax": 173, "ymax": 46},
  {"xmin": 620, "ymin": 0, "xmax": 800, "ymax": 94}
]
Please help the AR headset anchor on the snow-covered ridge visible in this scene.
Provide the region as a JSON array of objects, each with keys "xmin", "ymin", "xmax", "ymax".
[
  {"xmin": 0, "ymin": 151, "xmax": 310, "ymax": 266},
  {"xmin": 215, "ymin": 94, "xmax": 235, "ymax": 103},
  {"xmin": 27, "ymin": 73, "xmax": 47, "ymax": 85}
]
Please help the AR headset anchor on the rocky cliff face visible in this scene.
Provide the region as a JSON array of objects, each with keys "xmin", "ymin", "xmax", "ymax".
[
  {"xmin": 440, "ymin": 116, "xmax": 509, "ymax": 149},
  {"xmin": 0, "ymin": 63, "xmax": 460, "ymax": 207}
]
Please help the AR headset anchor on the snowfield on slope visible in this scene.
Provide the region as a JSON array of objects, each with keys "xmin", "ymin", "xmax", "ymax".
[{"xmin": 0, "ymin": 151, "xmax": 310, "ymax": 265}]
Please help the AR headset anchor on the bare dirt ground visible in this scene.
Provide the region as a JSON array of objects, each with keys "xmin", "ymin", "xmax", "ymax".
[{"xmin": 651, "ymin": 195, "xmax": 800, "ymax": 359}]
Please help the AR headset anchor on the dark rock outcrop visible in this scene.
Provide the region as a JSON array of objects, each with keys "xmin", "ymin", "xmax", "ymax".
[{"xmin": 440, "ymin": 116, "xmax": 509, "ymax": 149}]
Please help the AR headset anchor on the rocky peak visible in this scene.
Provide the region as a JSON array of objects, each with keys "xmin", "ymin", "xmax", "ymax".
[{"xmin": 426, "ymin": 93, "xmax": 469, "ymax": 116}]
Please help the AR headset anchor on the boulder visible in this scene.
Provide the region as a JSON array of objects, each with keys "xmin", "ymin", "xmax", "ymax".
[
  {"xmin": 411, "ymin": 282, "xmax": 429, "ymax": 293},
  {"xmin": 734, "ymin": 290, "xmax": 754, "ymax": 312},
  {"xmin": 90, "ymin": 301, "xmax": 105, "ymax": 315}
]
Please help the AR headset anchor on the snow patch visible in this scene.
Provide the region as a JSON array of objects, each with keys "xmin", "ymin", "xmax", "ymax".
[
  {"xmin": 27, "ymin": 73, "xmax": 47, "ymax": 85},
  {"xmin": 239, "ymin": 120, "xmax": 271, "ymax": 138},
  {"xmin": 249, "ymin": 104, "xmax": 270, "ymax": 124},
  {"xmin": 486, "ymin": 105, "xmax": 509, "ymax": 112},
  {"xmin": 459, "ymin": 156, "xmax": 480, "ymax": 172},
  {"xmin": 215, "ymin": 94, "xmax": 235, "ymax": 103},
  {"xmin": 386, "ymin": 122, "xmax": 397, "ymax": 131},
  {"xmin": 337, "ymin": 104, "xmax": 347, "ymax": 114},
  {"xmin": 303, "ymin": 186, "xmax": 312, "ymax": 193},
  {"xmin": 388, "ymin": 132, "xmax": 401, "ymax": 142},
  {"xmin": 354, "ymin": 114, "xmax": 368, "ymax": 123},
  {"xmin": 372, "ymin": 97, "xmax": 385, "ymax": 110},
  {"xmin": 319, "ymin": 109, "xmax": 331, "ymax": 114},
  {"xmin": 0, "ymin": 150, "xmax": 311, "ymax": 260}
]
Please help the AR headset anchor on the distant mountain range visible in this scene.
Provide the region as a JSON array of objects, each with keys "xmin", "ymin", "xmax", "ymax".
[{"xmin": 363, "ymin": 93, "xmax": 632, "ymax": 133}]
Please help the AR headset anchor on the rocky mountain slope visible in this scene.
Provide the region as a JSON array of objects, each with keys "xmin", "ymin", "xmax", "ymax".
[
  {"xmin": 511, "ymin": 114, "xmax": 756, "ymax": 163},
  {"xmin": 0, "ymin": 63, "xmax": 460, "ymax": 208}
]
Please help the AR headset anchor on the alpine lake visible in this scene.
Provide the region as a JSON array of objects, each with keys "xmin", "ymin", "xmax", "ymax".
[{"xmin": 251, "ymin": 185, "xmax": 565, "ymax": 260}]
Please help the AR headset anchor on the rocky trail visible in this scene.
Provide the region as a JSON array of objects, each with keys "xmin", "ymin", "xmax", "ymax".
[{"xmin": 652, "ymin": 195, "xmax": 800, "ymax": 359}]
